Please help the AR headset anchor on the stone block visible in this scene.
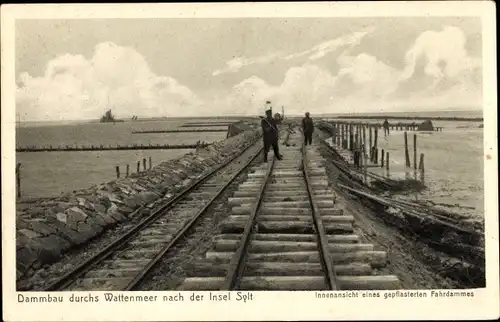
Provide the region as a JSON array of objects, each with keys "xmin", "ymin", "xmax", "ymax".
[
  {"xmin": 56, "ymin": 212, "xmax": 67, "ymax": 223},
  {"xmin": 16, "ymin": 219, "xmax": 31, "ymax": 230},
  {"xmin": 87, "ymin": 213, "xmax": 107, "ymax": 227},
  {"xmin": 17, "ymin": 246, "xmax": 38, "ymax": 272},
  {"xmin": 93, "ymin": 203, "xmax": 107, "ymax": 214},
  {"xmin": 107, "ymin": 202, "xmax": 119, "ymax": 214},
  {"xmin": 140, "ymin": 191, "xmax": 160, "ymax": 204},
  {"xmin": 108, "ymin": 211, "xmax": 126, "ymax": 222},
  {"xmin": 117, "ymin": 204, "xmax": 135, "ymax": 214},
  {"xmin": 19, "ymin": 236, "xmax": 62, "ymax": 265},
  {"xmin": 65, "ymin": 207, "xmax": 88, "ymax": 230},
  {"xmin": 83, "ymin": 217, "xmax": 104, "ymax": 235},
  {"xmin": 28, "ymin": 220, "xmax": 58, "ymax": 236},
  {"xmin": 97, "ymin": 190, "xmax": 123, "ymax": 205},
  {"xmin": 45, "ymin": 215, "xmax": 87, "ymax": 244},
  {"xmin": 75, "ymin": 221, "xmax": 97, "ymax": 240},
  {"xmin": 38, "ymin": 234, "xmax": 72, "ymax": 255},
  {"xmin": 19, "ymin": 228, "xmax": 41, "ymax": 239},
  {"xmin": 76, "ymin": 197, "xmax": 94, "ymax": 210},
  {"xmin": 100, "ymin": 213, "xmax": 117, "ymax": 226},
  {"xmin": 124, "ymin": 195, "xmax": 144, "ymax": 209}
]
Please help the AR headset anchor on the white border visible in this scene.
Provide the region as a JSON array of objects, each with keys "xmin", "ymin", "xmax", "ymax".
[{"xmin": 2, "ymin": 2, "xmax": 498, "ymax": 321}]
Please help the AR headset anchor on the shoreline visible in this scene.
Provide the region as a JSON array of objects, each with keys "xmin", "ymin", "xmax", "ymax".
[{"xmin": 16, "ymin": 109, "xmax": 482, "ymax": 126}]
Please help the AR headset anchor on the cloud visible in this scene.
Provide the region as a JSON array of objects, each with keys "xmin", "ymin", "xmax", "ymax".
[
  {"xmin": 212, "ymin": 53, "xmax": 281, "ymax": 76},
  {"xmin": 17, "ymin": 26, "xmax": 482, "ymax": 120},
  {"xmin": 212, "ymin": 29, "xmax": 373, "ymax": 76},
  {"xmin": 402, "ymin": 26, "xmax": 481, "ymax": 83},
  {"xmin": 213, "ymin": 64, "xmax": 337, "ymax": 115},
  {"xmin": 215, "ymin": 26, "xmax": 482, "ymax": 115},
  {"xmin": 284, "ymin": 29, "xmax": 373, "ymax": 61},
  {"xmin": 16, "ymin": 42, "xmax": 202, "ymax": 121},
  {"xmin": 336, "ymin": 53, "xmax": 400, "ymax": 98}
]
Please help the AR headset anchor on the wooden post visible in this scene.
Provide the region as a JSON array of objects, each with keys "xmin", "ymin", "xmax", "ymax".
[
  {"xmin": 349, "ymin": 124, "xmax": 353, "ymax": 151},
  {"xmin": 344, "ymin": 124, "xmax": 347, "ymax": 148},
  {"xmin": 339, "ymin": 124, "xmax": 342, "ymax": 147},
  {"xmin": 149, "ymin": 157, "xmax": 152, "ymax": 169},
  {"xmin": 137, "ymin": 161, "xmax": 140, "ymax": 172},
  {"xmin": 346, "ymin": 123, "xmax": 349, "ymax": 149},
  {"xmin": 363, "ymin": 152, "xmax": 368, "ymax": 183},
  {"xmin": 338, "ymin": 123, "xmax": 341, "ymax": 146},
  {"xmin": 386, "ymin": 152, "xmax": 390, "ymax": 171},
  {"xmin": 116, "ymin": 166, "xmax": 120, "ymax": 178},
  {"xmin": 404, "ymin": 132, "xmax": 411, "ymax": 167},
  {"xmin": 369, "ymin": 126, "xmax": 373, "ymax": 153},
  {"xmin": 381, "ymin": 149, "xmax": 385, "ymax": 167},
  {"xmin": 362, "ymin": 126, "xmax": 366, "ymax": 157},
  {"xmin": 374, "ymin": 148, "xmax": 378, "ymax": 164},
  {"xmin": 343, "ymin": 123, "xmax": 346, "ymax": 147},
  {"xmin": 359, "ymin": 147, "xmax": 363, "ymax": 172},
  {"xmin": 16, "ymin": 163, "xmax": 21, "ymax": 198},
  {"xmin": 126, "ymin": 164, "xmax": 130, "ymax": 177},
  {"xmin": 143, "ymin": 158, "xmax": 147, "ymax": 170},
  {"xmin": 418, "ymin": 153, "xmax": 425, "ymax": 172},
  {"xmin": 335, "ymin": 123, "xmax": 338, "ymax": 146},
  {"xmin": 342, "ymin": 123, "xmax": 345, "ymax": 147},
  {"xmin": 332, "ymin": 123, "xmax": 336, "ymax": 144},
  {"xmin": 413, "ymin": 134, "xmax": 417, "ymax": 170},
  {"xmin": 374, "ymin": 126, "xmax": 378, "ymax": 151},
  {"xmin": 341, "ymin": 124, "xmax": 344, "ymax": 148}
]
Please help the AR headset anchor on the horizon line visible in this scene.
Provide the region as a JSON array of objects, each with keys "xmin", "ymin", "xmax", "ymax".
[{"xmin": 17, "ymin": 108, "xmax": 483, "ymax": 123}]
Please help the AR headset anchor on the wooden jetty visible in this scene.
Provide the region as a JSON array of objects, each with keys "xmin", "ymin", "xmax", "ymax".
[
  {"xmin": 329, "ymin": 120, "xmax": 443, "ymax": 132},
  {"xmin": 336, "ymin": 115, "xmax": 482, "ymax": 122},
  {"xmin": 181, "ymin": 122, "xmax": 234, "ymax": 127},
  {"xmin": 16, "ymin": 142, "xmax": 210, "ymax": 152},
  {"xmin": 318, "ymin": 121, "xmax": 426, "ymax": 180},
  {"xmin": 132, "ymin": 129, "xmax": 228, "ymax": 134}
]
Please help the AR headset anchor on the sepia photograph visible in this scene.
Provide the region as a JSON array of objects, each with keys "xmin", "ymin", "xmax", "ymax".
[{"xmin": 2, "ymin": 2, "xmax": 498, "ymax": 321}]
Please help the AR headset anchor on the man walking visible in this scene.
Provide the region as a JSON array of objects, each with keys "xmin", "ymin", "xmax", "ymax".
[
  {"xmin": 261, "ymin": 106, "xmax": 282, "ymax": 162},
  {"xmin": 302, "ymin": 112, "xmax": 314, "ymax": 146},
  {"xmin": 383, "ymin": 118, "xmax": 390, "ymax": 137}
]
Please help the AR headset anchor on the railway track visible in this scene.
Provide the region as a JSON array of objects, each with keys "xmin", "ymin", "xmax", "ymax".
[
  {"xmin": 179, "ymin": 129, "xmax": 401, "ymax": 290},
  {"xmin": 43, "ymin": 132, "xmax": 277, "ymax": 292}
]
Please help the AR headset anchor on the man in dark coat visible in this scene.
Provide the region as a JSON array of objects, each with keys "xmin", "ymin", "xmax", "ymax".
[
  {"xmin": 383, "ymin": 118, "xmax": 390, "ymax": 137},
  {"xmin": 302, "ymin": 112, "xmax": 314, "ymax": 146},
  {"xmin": 261, "ymin": 108, "xmax": 282, "ymax": 162}
]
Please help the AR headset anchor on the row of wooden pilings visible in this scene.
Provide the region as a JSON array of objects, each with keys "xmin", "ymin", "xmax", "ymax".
[
  {"xmin": 115, "ymin": 156, "xmax": 153, "ymax": 179},
  {"xmin": 15, "ymin": 157, "xmax": 155, "ymax": 199},
  {"xmin": 16, "ymin": 142, "xmax": 208, "ymax": 152},
  {"xmin": 329, "ymin": 122, "xmax": 383, "ymax": 166},
  {"xmin": 328, "ymin": 122, "xmax": 425, "ymax": 181}
]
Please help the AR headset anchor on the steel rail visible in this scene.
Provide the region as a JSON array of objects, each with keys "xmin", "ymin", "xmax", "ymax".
[
  {"xmin": 126, "ymin": 144, "xmax": 264, "ymax": 290},
  {"xmin": 220, "ymin": 149, "xmax": 276, "ymax": 290},
  {"xmin": 44, "ymin": 135, "xmax": 263, "ymax": 291},
  {"xmin": 302, "ymin": 137, "xmax": 339, "ymax": 290}
]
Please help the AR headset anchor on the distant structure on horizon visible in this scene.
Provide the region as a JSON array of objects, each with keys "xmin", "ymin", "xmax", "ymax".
[{"xmin": 100, "ymin": 109, "xmax": 124, "ymax": 123}]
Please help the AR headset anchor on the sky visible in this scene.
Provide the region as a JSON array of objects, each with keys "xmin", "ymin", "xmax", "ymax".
[{"xmin": 15, "ymin": 17, "xmax": 483, "ymax": 121}]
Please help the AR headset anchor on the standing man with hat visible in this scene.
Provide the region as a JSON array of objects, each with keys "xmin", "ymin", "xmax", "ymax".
[
  {"xmin": 302, "ymin": 112, "xmax": 314, "ymax": 146},
  {"xmin": 261, "ymin": 101, "xmax": 282, "ymax": 162}
]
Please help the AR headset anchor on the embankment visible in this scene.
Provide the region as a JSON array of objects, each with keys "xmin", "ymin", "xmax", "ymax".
[
  {"xmin": 16, "ymin": 124, "xmax": 261, "ymax": 280},
  {"xmin": 226, "ymin": 121, "xmax": 255, "ymax": 138}
]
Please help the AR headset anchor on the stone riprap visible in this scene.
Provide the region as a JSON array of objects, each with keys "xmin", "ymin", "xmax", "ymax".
[
  {"xmin": 226, "ymin": 121, "xmax": 254, "ymax": 138},
  {"xmin": 16, "ymin": 125, "xmax": 261, "ymax": 280}
]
